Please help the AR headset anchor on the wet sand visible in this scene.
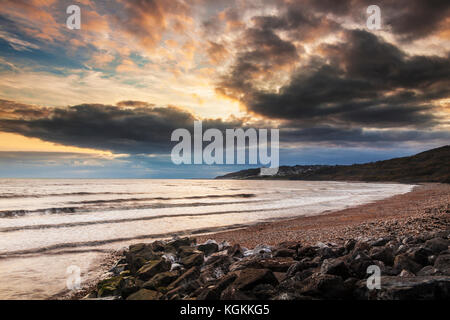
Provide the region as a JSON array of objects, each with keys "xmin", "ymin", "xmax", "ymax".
[{"xmin": 197, "ymin": 183, "xmax": 450, "ymax": 248}]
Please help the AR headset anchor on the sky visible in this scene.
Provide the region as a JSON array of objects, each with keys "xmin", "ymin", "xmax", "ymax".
[{"xmin": 0, "ymin": 0, "xmax": 448, "ymax": 178}]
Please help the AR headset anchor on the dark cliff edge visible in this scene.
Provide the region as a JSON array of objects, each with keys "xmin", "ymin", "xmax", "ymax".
[{"xmin": 215, "ymin": 145, "xmax": 450, "ymax": 183}]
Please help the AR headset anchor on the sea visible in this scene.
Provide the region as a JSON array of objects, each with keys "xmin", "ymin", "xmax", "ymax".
[{"xmin": 0, "ymin": 179, "xmax": 414, "ymax": 299}]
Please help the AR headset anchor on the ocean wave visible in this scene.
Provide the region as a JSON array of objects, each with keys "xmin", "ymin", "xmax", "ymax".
[
  {"xmin": 67, "ymin": 193, "xmax": 256, "ymax": 205},
  {"xmin": 0, "ymin": 204, "xmax": 283, "ymax": 233},
  {"xmin": 0, "ymin": 198, "xmax": 262, "ymax": 218},
  {"xmin": 0, "ymin": 191, "xmax": 146, "ymax": 199},
  {"xmin": 0, "ymin": 223, "xmax": 255, "ymax": 259}
]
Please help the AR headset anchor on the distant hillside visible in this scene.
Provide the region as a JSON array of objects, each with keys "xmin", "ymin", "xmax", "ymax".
[{"xmin": 215, "ymin": 146, "xmax": 450, "ymax": 183}]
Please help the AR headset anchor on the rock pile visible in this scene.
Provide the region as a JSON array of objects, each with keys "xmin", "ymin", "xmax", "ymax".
[{"xmin": 88, "ymin": 230, "xmax": 450, "ymax": 300}]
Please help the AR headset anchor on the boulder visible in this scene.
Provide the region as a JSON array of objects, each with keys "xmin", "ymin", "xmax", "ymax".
[
  {"xmin": 299, "ymin": 273, "xmax": 349, "ymax": 299},
  {"xmin": 399, "ymin": 270, "xmax": 416, "ymax": 277},
  {"xmin": 198, "ymin": 241, "xmax": 219, "ymax": 256},
  {"xmin": 177, "ymin": 246, "xmax": 201, "ymax": 258},
  {"xmin": 424, "ymin": 238, "xmax": 449, "ymax": 255},
  {"xmin": 120, "ymin": 276, "xmax": 140, "ymax": 298},
  {"xmin": 197, "ymin": 273, "xmax": 238, "ymax": 300},
  {"xmin": 347, "ymin": 252, "xmax": 375, "ymax": 278},
  {"xmin": 97, "ymin": 276, "xmax": 124, "ymax": 297},
  {"xmin": 227, "ymin": 244, "xmax": 244, "ymax": 258},
  {"xmin": 344, "ymin": 239, "xmax": 357, "ymax": 252},
  {"xmin": 286, "ymin": 258, "xmax": 318, "ymax": 278},
  {"xmin": 165, "ymin": 237, "xmax": 195, "ymax": 253},
  {"xmin": 126, "ymin": 289, "xmax": 162, "ymax": 300},
  {"xmin": 355, "ymin": 276, "xmax": 450, "ymax": 300},
  {"xmin": 273, "ymin": 248, "xmax": 296, "ymax": 258},
  {"xmin": 371, "ymin": 237, "xmax": 391, "ymax": 247},
  {"xmin": 408, "ymin": 246, "xmax": 433, "ymax": 266},
  {"xmin": 229, "ymin": 257, "xmax": 295, "ymax": 273},
  {"xmin": 168, "ymin": 266, "xmax": 201, "ymax": 289},
  {"xmin": 369, "ymin": 246, "xmax": 395, "ymax": 266},
  {"xmin": 142, "ymin": 271, "xmax": 180, "ymax": 290},
  {"xmin": 126, "ymin": 244, "xmax": 162, "ymax": 273},
  {"xmin": 275, "ymin": 241, "xmax": 302, "ymax": 251},
  {"xmin": 232, "ymin": 268, "xmax": 278, "ymax": 291},
  {"xmin": 151, "ymin": 240, "xmax": 166, "ymax": 252},
  {"xmin": 297, "ymin": 246, "xmax": 317, "ymax": 259},
  {"xmin": 434, "ymin": 254, "xmax": 450, "ymax": 275},
  {"xmin": 252, "ymin": 283, "xmax": 276, "ymax": 299},
  {"xmin": 417, "ymin": 266, "xmax": 443, "ymax": 276},
  {"xmin": 320, "ymin": 258, "xmax": 350, "ymax": 279},
  {"xmin": 393, "ymin": 254, "xmax": 422, "ymax": 274},
  {"xmin": 181, "ymin": 252, "xmax": 204, "ymax": 268},
  {"xmin": 200, "ymin": 255, "xmax": 233, "ymax": 283},
  {"xmin": 136, "ymin": 259, "xmax": 171, "ymax": 281}
]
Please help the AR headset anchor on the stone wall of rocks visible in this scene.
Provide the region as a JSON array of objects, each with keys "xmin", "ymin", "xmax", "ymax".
[{"xmin": 87, "ymin": 230, "xmax": 450, "ymax": 300}]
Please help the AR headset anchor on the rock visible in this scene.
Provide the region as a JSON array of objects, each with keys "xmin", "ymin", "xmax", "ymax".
[
  {"xmin": 371, "ymin": 237, "xmax": 391, "ymax": 247},
  {"xmin": 369, "ymin": 246, "xmax": 395, "ymax": 266},
  {"xmin": 166, "ymin": 280, "xmax": 202, "ymax": 299},
  {"xmin": 408, "ymin": 246, "xmax": 433, "ymax": 266},
  {"xmin": 252, "ymin": 283, "xmax": 276, "ymax": 299},
  {"xmin": 347, "ymin": 251, "xmax": 374, "ymax": 278},
  {"xmin": 297, "ymin": 246, "xmax": 317, "ymax": 259},
  {"xmin": 275, "ymin": 241, "xmax": 301, "ymax": 251},
  {"xmin": 126, "ymin": 244, "xmax": 162, "ymax": 273},
  {"xmin": 317, "ymin": 246, "xmax": 339, "ymax": 260},
  {"xmin": 344, "ymin": 239, "xmax": 357, "ymax": 252},
  {"xmin": 434, "ymin": 254, "xmax": 450, "ymax": 275},
  {"xmin": 120, "ymin": 276, "xmax": 140, "ymax": 298},
  {"xmin": 200, "ymin": 256, "xmax": 233, "ymax": 283},
  {"xmin": 293, "ymin": 268, "xmax": 315, "ymax": 282},
  {"xmin": 227, "ymin": 244, "xmax": 244, "ymax": 258},
  {"xmin": 320, "ymin": 258, "xmax": 350, "ymax": 279},
  {"xmin": 286, "ymin": 258, "xmax": 318, "ymax": 278},
  {"xmin": 204, "ymin": 252, "xmax": 233, "ymax": 268},
  {"xmin": 352, "ymin": 240, "xmax": 371, "ymax": 254},
  {"xmin": 417, "ymin": 266, "xmax": 443, "ymax": 276},
  {"xmin": 273, "ymin": 248, "xmax": 296, "ymax": 258},
  {"xmin": 300, "ymin": 273, "xmax": 349, "ymax": 299},
  {"xmin": 197, "ymin": 273, "xmax": 238, "ymax": 300},
  {"xmin": 232, "ymin": 268, "xmax": 279, "ymax": 291},
  {"xmin": 97, "ymin": 276, "xmax": 124, "ymax": 297},
  {"xmin": 220, "ymin": 286, "xmax": 254, "ymax": 300},
  {"xmin": 151, "ymin": 240, "xmax": 166, "ymax": 252},
  {"xmin": 198, "ymin": 241, "xmax": 219, "ymax": 256},
  {"xmin": 399, "ymin": 269, "xmax": 416, "ymax": 277},
  {"xmin": 126, "ymin": 289, "xmax": 162, "ymax": 300},
  {"xmin": 168, "ymin": 266, "xmax": 201, "ymax": 289},
  {"xmin": 424, "ymin": 238, "xmax": 449, "ymax": 255},
  {"xmin": 136, "ymin": 259, "xmax": 171, "ymax": 281},
  {"xmin": 243, "ymin": 245, "xmax": 272, "ymax": 258},
  {"xmin": 229, "ymin": 257, "xmax": 294, "ymax": 273},
  {"xmin": 181, "ymin": 252, "xmax": 204, "ymax": 268},
  {"xmin": 165, "ymin": 237, "xmax": 195, "ymax": 253},
  {"xmin": 142, "ymin": 271, "xmax": 180, "ymax": 290},
  {"xmin": 355, "ymin": 276, "xmax": 450, "ymax": 300},
  {"xmin": 177, "ymin": 246, "xmax": 202, "ymax": 258},
  {"xmin": 393, "ymin": 254, "xmax": 422, "ymax": 274}
]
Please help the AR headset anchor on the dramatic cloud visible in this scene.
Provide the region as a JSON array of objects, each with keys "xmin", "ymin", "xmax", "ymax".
[
  {"xmin": 0, "ymin": 0, "xmax": 448, "ymax": 177},
  {"xmin": 0, "ymin": 100, "xmax": 246, "ymax": 154},
  {"xmin": 220, "ymin": 29, "xmax": 449, "ymax": 129}
]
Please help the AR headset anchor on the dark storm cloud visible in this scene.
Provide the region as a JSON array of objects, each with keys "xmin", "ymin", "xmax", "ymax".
[
  {"xmin": 216, "ymin": 26, "xmax": 299, "ymax": 99},
  {"xmin": 0, "ymin": 100, "xmax": 246, "ymax": 155},
  {"xmin": 280, "ymin": 125, "xmax": 450, "ymax": 147},
  {"xmin": 288, "ymin": 0, "xmax": 450, "ymax": 40},
  {"xmin": 223, "ymin": 29, "xmax": 449, "ymax": 128},
  {"xmin": 378, "ymin": 0, "xmax": 450, "ymax": 41}
]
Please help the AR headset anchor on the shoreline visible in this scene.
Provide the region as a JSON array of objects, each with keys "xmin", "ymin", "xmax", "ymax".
[
  {"xmin": 197, "ymin": 183, "xmax": 449, "ymax": 248},
  {"xmin": 68, "ymin": 182, "xmax": 449, "ymax": 300}
]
